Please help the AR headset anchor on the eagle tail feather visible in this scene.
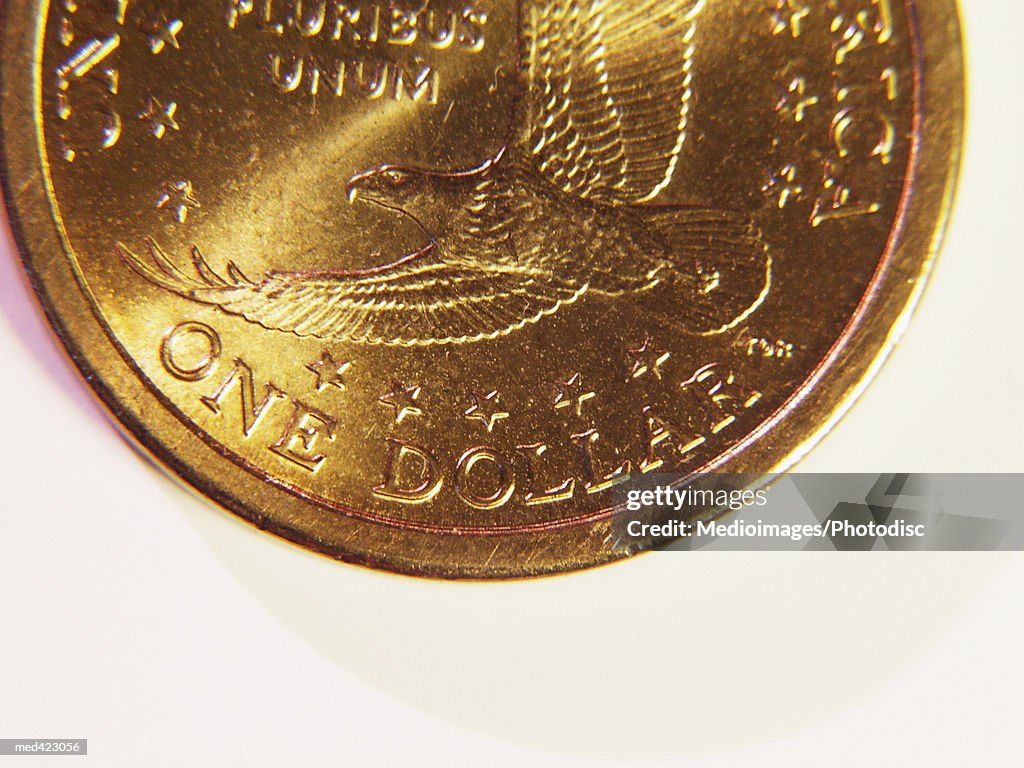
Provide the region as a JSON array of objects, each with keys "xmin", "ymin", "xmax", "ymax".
[{"xmin": 642, "ymin": 207, "xmax": 772, "ymax": 335}]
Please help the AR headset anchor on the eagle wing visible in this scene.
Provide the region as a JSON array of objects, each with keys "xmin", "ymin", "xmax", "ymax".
[
  {"xmin": 522, "ymin": 0, "xmax": 705, "ymax": 203},
  {"xmin": 117, "ymin": 239, "xmax": 586, "ymax": 346}
]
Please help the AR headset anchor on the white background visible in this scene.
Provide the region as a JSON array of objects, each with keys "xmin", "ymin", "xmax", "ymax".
[{"xmin": 1, "ymin": 1, "xmax": 1022, "ymax": 765}]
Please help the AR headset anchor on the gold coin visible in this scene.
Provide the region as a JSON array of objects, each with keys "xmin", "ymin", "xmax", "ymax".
[{"xmin": 1, "ymin": 0, "xmax": 963, "ymax": 577}]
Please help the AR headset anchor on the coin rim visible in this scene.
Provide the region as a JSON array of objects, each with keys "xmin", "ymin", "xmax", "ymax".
[{"xmin": 0, "ymin": 0, "xmax": 964, "ymax": 578}]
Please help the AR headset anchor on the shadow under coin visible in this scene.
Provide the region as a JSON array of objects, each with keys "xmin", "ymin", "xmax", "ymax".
[{"xmin": 169, "ymin": 473, "xmax": 1001, "ymax": 758}]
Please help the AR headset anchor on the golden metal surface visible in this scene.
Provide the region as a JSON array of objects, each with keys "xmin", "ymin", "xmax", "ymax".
[{"xmin": 1, "ymin": 0, "xmax": 963, "ymax": 577}]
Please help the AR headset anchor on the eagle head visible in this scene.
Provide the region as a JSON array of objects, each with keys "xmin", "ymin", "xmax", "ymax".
[
  {"xmin": 346, "ymin": 155, "xmax": 498, "ymax": 238},
  {"xmin": 346, "ymin": 165, "xmax": 435, "ymax": 214}
]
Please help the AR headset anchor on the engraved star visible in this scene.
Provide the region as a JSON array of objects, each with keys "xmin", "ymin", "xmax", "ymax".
[
  {"xmin": 761, "ymin": 164, "xmax": 803, "ymax": 209},
  {"xmin": 156, "ymin": 180, "xmax": 200, "ymax": 223},
  {"xmin": 626, "ymin": 335, "xmax": 671, "ymax": 381},
  {"xmin": 59, "ymin": 16, "xmax": 74, "ymax": 47},
  {"xmin": 464, "ymin": 390, "xmax": 510, "ymax": 433},
  {"xmin": 138, "ymin": 96, "xmax": 179, "ymax": 139},
  {"xmin": 306, "ymin": 350, "xmax": 350, "ymax": 392},
  {"xmin": 775, "ymin": 76, "xmax": 819, "ymax": 122},
  {"xmin": 379, "ymin": 379, "xmax": 423, "ymax": 424},
  {"xmin": 145, "ymin": 14, "xmax": 183, "ymax": 54},
  {"xmin": 769, "ymin": 0, "xmax": 811, "ymax": 38},
  {"xmin": 553, "ymin": 373, "xmax": 595, "ymax": 417}
]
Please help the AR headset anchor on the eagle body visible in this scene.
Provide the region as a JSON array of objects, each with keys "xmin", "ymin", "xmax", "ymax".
[{"xmin": 119, "ymin": 0, "xmax": 772, "ymax": 345}]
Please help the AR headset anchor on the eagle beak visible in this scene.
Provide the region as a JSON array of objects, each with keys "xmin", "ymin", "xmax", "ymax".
[{"xmin": 346, "ymin": 183, "xmax": 359, "ymax": 204}]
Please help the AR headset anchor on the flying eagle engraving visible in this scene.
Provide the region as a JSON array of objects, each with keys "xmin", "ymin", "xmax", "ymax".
[{"xmin": 119, "ymin": 0, "xmax": 772, "ymax": 346}]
